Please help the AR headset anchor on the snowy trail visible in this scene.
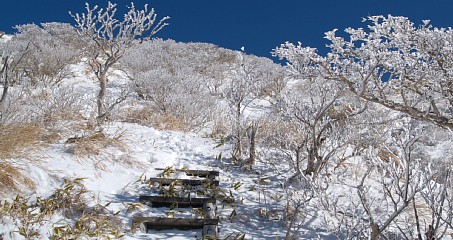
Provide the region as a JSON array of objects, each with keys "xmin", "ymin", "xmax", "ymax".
[{"xmin": 31, "ymin": 122, "xmax": 231, "ymax": 239}]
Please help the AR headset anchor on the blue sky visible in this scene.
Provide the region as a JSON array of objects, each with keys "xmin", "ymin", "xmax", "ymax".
[{"xmin": 1, "ymin": 0, "xmax": 453, "ymax": 58}]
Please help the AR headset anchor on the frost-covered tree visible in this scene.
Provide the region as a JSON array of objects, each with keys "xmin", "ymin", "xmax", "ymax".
[
  {"xmin": 312, "ymin": 113, "xmax": 453, "ymax": 239},
  {"xmin": 198, "ymin": 46, "xmax": 237, "ymax": 96},
  {"xmin": 224, "ymin": 52, "xmax": 269, "ymax": 163},
  {"xmin": 120, "ymin": 39, "xmax": 219, "ymax": 130},
  {"xmin": 275, "ymin": 76, "xmax": 365, "ymax": 179},
  {"xmin": 70, "ymin": 2, "xmax": 169, "ymax": 125},
  {"xmin": 355, "ymin": 119, "xmax": 452, "ymax": 239},
  {"xmin": 273, "ymin": 15, "xmax": 453, "ymax": 238},
  {"xmin": 0, "ymin": 37, "xmax": 30, "ymax": 107},
  {"xmin": 274, "ymin": 15, "xmax": 453, "ymax": 130},
  {"xmin": 11, "ymin": 23, "xmax": 82, "ymax": 86}
]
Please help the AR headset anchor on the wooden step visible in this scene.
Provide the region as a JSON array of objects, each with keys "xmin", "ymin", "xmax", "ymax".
[
  {"xmin": 182, "ymin": 170, "xmax": 219, "ymax": 178},
  {"xmin": 148, "ymin": 178, "xmax": 219, "ymax": 187},
  {"xmin": 139, "ymin": 196, "xmax": 216, "ymax": 208},
  {"xmin": 132, "ymin": 216, "xmax": 218, "ymax": 231},
  {"xmin": 133, "ymin": 217, "xmax": 219, "ymax": 237},
  {"xmin": 155, "ymin": 168, "xmax": 219, "ymax": 178}
]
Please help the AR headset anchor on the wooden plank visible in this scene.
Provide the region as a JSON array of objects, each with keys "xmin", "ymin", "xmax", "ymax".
[
  {"xmin": 139, "ymin": 196, "xmax": 216, "ymax": 208},
  {"xmin": 132, "ymin": 217, "xmax": 218, "ymax": 231},
  {"xmin": 148, "ymin": 178, "xmax": 219, "ymax": 187},
  {"xmin": 181, "ymin": 170, "xmax": 219, "ymax": 177},
  {"xmin": 155, "ymin": 168, "xmax": 219, "ymax": 177}
]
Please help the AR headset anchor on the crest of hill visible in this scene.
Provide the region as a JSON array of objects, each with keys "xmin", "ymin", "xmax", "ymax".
[{"xmin": 120, "ymin": 38, "xmax": 284, "ymax": 75}]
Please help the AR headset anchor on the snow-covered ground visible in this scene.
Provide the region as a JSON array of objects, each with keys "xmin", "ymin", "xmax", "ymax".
[
  {"xmin": 0, "ymin": 63, "xmax": 297, "ymax": 239},
  {"xmin": 1, "ymin": 121, "xmax": 298, "ymax": 239}
]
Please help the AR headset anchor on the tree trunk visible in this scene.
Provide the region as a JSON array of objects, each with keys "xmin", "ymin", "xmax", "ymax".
[
  {"xmin": 247, "ymin": 122, "xmax": 258, "ymax": 165},
  {"xmin": 303, "ymin": 147, "xmax": 316, "ymax": 177},
  {"xmin": 96, "ymin": 71, "xmax": 108, "ymax": 125},
  {"xmin": 370, "ymin": 223, "xmax": 380, "ymax": 240},
  {"xmin": 295, "ymin": 145, "xmax": 302, "ymax": 174},
  {"xmin": 0, "ymin": 57, "xmax": 9, "ymax": 107},
  {"xmin": 425, "ymin": 225, "xmax": 435, "ymax": 240},
  {"xmin": 0, "ymin": 83, "xmax": 8, "ymax": 107},
  {"xmin": 234, "ymin": 102, "xmax": 243, "ymax": 160}
]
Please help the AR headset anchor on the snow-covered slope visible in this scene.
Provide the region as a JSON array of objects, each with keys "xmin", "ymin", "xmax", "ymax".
[
  {"xmin": 1, "ymin": 122, "xmax": 295, "ymax": 239},
  {"xmin": 0, "ymin": 63, "xmax": 293, "ymax": 240}
]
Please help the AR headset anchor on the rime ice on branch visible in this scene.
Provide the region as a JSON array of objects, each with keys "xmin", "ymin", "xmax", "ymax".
[
  {"xmin": 274, "ymin": 15, "xmax": 453, "ymax": 130},
  {"xmin": 70, "ymin": 2, "xmax": 169, "ymax": 125}
]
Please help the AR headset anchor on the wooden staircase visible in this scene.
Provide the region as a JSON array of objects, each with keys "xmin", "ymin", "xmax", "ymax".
[{"xmin": 132, "ymin": 168, "xmax": 220, "ymax": 238}]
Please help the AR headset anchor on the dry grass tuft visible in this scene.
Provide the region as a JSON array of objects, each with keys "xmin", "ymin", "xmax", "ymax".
[
  {"xmin": 0, "ymin": 124, "xmax": 45, "ymax": 194},
  {"xmin": 153, "ymin": 113, "xmax": 187, "ymax": 131},
  {"xmin": 118, "ymin": 106, "xmax": 154, "ymax": 125},
  {"xmin": 64, "ymin": 131, "xmax": 130, "ymax": 170},
  {"xmin": 0, "ymin": 124, "xmax": 44, "ymax": 160},
  {"xmin": 39, "ymin": 131, "xmax": 61, "ymax": 144},
  {"xmin": 258, "ymin": 119, "xmax": 303, "ymax": 148},
  {"xmin": 65, "ymin": 131, "xmax": 123, "ymax": 156},
  {"xmin": 377, "ymin": 148, "xmax": 399, "ymax": 163},
  {"xmin": 0, "ymin": 163, "xmax": 36, "ymax": 194},
  {"xmin": 43, "ymin": 109, "xmax": 85, "ymax": 125},
  {"xmin": 121, "ymin": 106, "xmax": 188, "ymax": 131}
]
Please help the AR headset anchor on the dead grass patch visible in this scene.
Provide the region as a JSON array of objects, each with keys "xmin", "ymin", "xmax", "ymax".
[
  {"xmin": 39, "ymin": 129, "xmax": 62, "ymax": 144},
  {"xmin": 258, "ymin": 119, "xmax": 303, "ymax": 148},
  {"xmin": 119, "ymin": 106, "xmax": 154, "ymax": 125},
  {"xmin": 0, "ymin": 123, "xmax": 46, "ymax": 194},
  {"xmin": 64, "ymin": 130, "xmax": 131, "ymax": 170},
  {"xmin": 120, "ymin": 106, "xmax": 188, "ymax": 131},
  {"xmin": 42, "ymin": 109, "xmax": 85, "ymax": 125},
  {"xmin": 65, "ymin": 131, "xmax": 126, "ymax": 155},
  {"xmin": 0, "ymin": 163, "xmax": 36, "ymax": 194},
  {"xmin": 153, "ymin": 114, "xmax": 187, "ymax": 131},
  {"xmin": 0, "ymin": 124, "xmax": 44, "ymax": 160},
  {"xmin": 377, "ymin": 148, "xmax": 399, "ymax": 164},
  {"xmin": 1, "ymin": 178, "xmax": 124, "ymax": 239}
]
